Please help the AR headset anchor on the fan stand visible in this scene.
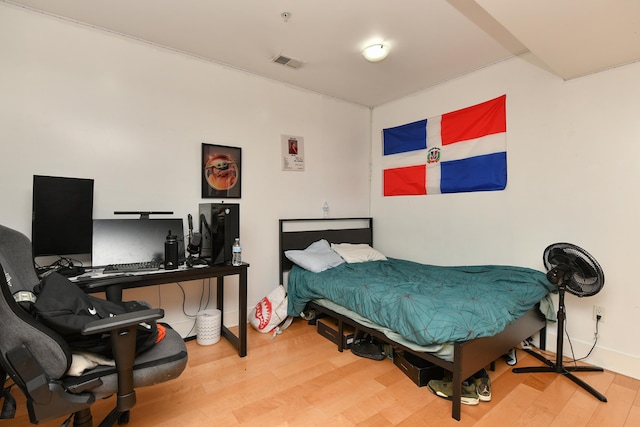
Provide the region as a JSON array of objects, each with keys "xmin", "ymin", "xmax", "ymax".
[{"xmin": 512, "ymin": 282, "xmax": 607, "ymax": 402}]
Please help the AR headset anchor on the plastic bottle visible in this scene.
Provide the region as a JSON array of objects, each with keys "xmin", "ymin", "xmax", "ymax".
[
  {"xmin": 232, "ymin": 238, "xmax": 242, "ymax": 266},
  {"xmin": 322, "ymin": 202, "xmax": 329, "ymax": 218}
]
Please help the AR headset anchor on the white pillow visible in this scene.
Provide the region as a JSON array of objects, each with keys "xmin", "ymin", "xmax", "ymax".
[
  {"xmin": 285, "ymin": 239, "xmax": 345, "ymax": 273},
  {"xmin": 331, "ymin": 243, "xmax": 387, "ymax": 263}
]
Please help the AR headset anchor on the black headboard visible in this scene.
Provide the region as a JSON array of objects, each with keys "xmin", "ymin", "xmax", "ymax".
[{"xmin": 279, "ymin": 218, "xmax": 373, "ymax": 285}]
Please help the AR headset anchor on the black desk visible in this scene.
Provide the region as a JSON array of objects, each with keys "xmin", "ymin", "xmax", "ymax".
[{"xmin": 75, "ymin": 263, "xmax": 249, "ymax": 357}]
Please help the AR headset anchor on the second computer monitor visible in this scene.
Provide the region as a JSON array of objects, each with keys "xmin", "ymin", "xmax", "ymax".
[{"xmin": 92, "ymin": 218, "xmax": 185, "ymax": 267}]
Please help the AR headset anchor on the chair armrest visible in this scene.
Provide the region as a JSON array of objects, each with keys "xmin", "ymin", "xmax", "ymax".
[
  {"xmin": 80, "ymin": 308, "xmax": 164, "ymax": 412},
  {"xmin": 80, "ymin": 308, "xmax": 164, "ymax": 336}
]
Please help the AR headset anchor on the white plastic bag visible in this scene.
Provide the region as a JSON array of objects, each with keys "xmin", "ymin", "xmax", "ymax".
[{"xmin": 249, "ymin": 285, "xmax": 291, "ymax": 337}]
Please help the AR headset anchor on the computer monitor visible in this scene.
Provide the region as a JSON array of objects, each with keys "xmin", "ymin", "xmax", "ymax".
[
  {"xmin": 32, "ymin": 175, "xmax": 94, "ymax": 259},
  {"xmin": 92, "ymin": 218, "xmax": 185, "ymax": 267}
]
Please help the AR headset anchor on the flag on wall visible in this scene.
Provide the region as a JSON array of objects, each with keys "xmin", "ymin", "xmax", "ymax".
[{"xmin": 382, "ymin": 95, "xmax": 507, "ymax": 196}]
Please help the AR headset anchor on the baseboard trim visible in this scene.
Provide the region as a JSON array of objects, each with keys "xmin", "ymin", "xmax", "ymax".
[{"xmin": 545, "ymin": 331, "xmax": 640, "ymax": 380}]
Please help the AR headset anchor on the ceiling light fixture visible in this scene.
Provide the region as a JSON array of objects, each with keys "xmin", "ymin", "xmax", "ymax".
[{"xmin": 362, "ymin": 43, "xmax": 390, "ymax": 63}]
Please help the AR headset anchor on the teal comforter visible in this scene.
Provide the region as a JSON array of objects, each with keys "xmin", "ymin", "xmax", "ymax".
[{"xmin": 287, "ymin": 258, "xmax": 554, "ymax": 346}]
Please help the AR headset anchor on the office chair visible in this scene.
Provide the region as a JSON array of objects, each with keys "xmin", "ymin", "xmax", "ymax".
[{"xmin": 0, "ymin": 224, "xmax": 188, "ymax": 426}]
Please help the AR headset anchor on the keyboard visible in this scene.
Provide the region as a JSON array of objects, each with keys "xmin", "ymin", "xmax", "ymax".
[{"xmin": 102, "ymin": 261, "xmax": 161, "ymax": 274}]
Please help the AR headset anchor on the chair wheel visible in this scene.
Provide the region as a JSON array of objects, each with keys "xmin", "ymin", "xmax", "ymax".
[{"xmin": 117, "ymin": 410, "xmax": 130, "ymax": 425}]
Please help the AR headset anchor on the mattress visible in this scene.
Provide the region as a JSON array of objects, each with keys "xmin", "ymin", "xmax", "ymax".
[{"xmin": 287, "ymin": 258, "xmax": 555, "ymax": 347}]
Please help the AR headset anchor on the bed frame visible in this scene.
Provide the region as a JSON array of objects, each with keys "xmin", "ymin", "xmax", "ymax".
[{"xmin": 279, "ymin": 218, "xmax": 547, "ymax": 421}]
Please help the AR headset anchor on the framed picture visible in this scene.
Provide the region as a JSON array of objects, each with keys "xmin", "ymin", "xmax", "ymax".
[{"xmin": 202, "ymin": 143, "xmax": 242, "ymax": 198}]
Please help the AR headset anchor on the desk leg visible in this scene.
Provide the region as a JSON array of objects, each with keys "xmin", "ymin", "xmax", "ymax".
[
  {"xmin": 105, "ymin": 285, "xmax": 123, "ymax": 303},
  {"xmin": 238, "ymin": 268, "xmax": 247, "ymax": 357},
  {"xmin": 216, "ymin": 270, "xmax": 247, "ymax": 357},
  {"xmin": 216, "ymin": 276, "xmax": 224, "ymax": 324}
]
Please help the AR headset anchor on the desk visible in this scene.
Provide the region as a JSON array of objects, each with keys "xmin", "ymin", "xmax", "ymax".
[{"xmin": 76, "ymin": 263, "xmax": 249, "ymax": 357}]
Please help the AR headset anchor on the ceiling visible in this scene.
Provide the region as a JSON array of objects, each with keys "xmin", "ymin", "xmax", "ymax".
[{"xmin": 5, "ymin": 0, "xmax": 640, "ymax": 107}]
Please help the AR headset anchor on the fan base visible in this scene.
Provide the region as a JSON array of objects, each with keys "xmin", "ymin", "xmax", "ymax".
[{"xmin": 513, "ymin": 349, "xmax": 607, "ymax": 402}]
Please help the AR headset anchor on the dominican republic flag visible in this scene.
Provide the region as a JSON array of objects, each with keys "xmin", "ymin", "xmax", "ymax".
[{"xmin": 383, "ymin": 95, "xmax": 507, "ymax": 196}]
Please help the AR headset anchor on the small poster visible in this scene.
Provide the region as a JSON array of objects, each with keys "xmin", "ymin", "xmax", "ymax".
[{"xmin": 281, "ymin": 135, "xmax": 305, "ymax": 171}]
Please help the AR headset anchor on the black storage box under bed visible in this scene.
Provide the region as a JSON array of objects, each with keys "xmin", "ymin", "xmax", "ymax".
[{"xmin": 393, "ymin": 350, "xmax": 445, "ymax": 387}]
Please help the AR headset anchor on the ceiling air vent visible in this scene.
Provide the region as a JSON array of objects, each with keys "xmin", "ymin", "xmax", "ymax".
[{"xmin": 272, "ymin": 54, "xmax": 303, "ymax": 69}]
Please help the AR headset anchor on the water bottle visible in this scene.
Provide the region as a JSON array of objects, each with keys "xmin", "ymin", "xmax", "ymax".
[
  {"xmin": 164, "ymin": 230, "xmax": 179, "ymax": 270},
  {"xmin": 322, "ymin": 202, "xmax": 329, "ymax": 218},
  {"xmin": 232, "ymin": 238, "xmax": 242, "ymax": 266}
]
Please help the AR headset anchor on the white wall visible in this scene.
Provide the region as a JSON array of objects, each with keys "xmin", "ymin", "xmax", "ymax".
[
  {"xmin": 371, "ymin": 54, "xmax": 640, "ymax": 379},
  {"xmin": 0, "ymin": 4, "xmax": 371, "ymax": 337}
]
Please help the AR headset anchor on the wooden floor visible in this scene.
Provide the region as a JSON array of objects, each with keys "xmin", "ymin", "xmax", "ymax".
[{"xmin": 4, "ymin": 319, "xmax": 640, "ymax": 426}]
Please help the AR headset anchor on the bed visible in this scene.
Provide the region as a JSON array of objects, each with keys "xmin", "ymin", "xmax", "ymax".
[{"xmin": 279, "ymin": 217, "xmax": 554, "ymax": 421}]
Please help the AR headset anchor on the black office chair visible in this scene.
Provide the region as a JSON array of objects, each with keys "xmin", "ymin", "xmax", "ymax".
[{"xmin": 0, "ymin": 224, "xmax": 188, "ymax": 426}]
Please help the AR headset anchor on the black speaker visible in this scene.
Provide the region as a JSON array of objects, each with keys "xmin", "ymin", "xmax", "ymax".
[{"xmin": 199, "ymin": 203, "xmax": 239, "ymax": 265}]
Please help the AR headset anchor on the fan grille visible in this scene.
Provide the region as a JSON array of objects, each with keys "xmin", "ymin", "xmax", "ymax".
[{"xmin": 543, "ymin": 243, "xmax": 604, "ymax": 297}]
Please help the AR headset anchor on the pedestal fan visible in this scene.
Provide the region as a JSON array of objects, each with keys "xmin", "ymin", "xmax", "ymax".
[{"xmin": 513, "ymin": 243, "xmax": 607, "ymax": 402}]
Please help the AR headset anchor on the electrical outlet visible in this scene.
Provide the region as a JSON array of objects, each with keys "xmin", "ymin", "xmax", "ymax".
[{"xmin": 593, "ymin": 305, "xmax": 606, "ymax": 322}]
